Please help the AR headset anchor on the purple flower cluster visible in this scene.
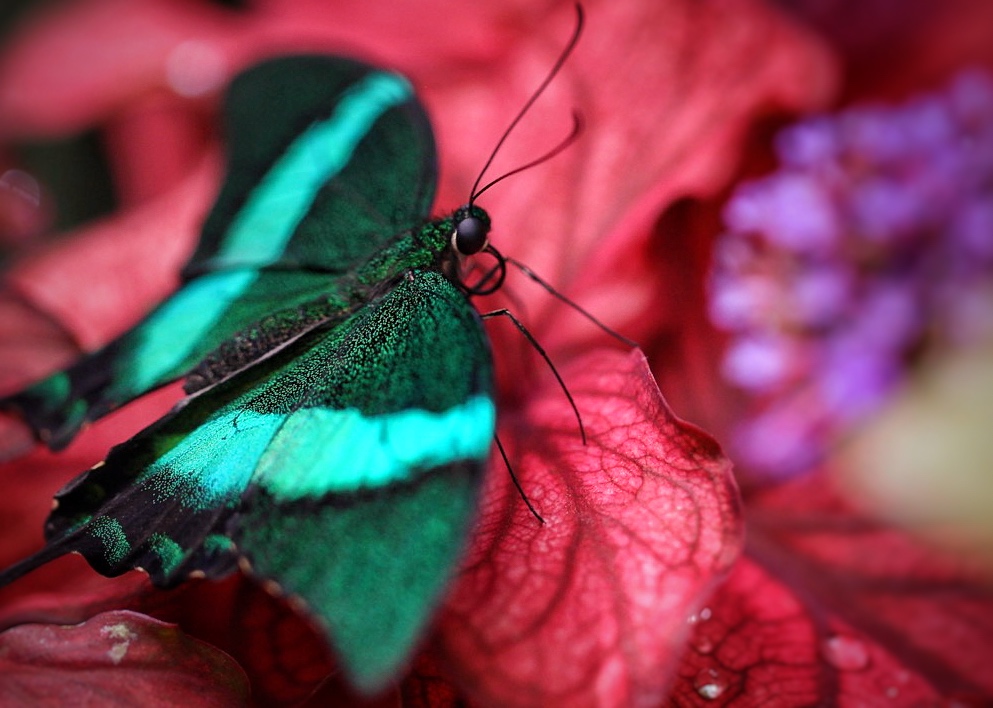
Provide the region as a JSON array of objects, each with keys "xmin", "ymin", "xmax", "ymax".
[{"xmin": 709, "ymin": 70, "xmax": 993, "ymax": 479}]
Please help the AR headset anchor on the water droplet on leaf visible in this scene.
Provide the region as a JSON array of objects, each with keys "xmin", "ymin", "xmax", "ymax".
[
  {"xmin": 694, "ymin": 668, "xmax": 731, "ymax": 700},
  {"xmin": 821, "ymin": 634, "xmax": 870, "ymax": 671},
  {"xmin": 687, "ymin": 606, "xmax": 713, "ymax": 625},
  {"xmin": 691, "ymin": 635, "xmax": 715, "ymax": 654}
]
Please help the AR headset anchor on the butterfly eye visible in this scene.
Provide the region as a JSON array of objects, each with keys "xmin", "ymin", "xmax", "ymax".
[{"xmin": 452, "ymin": 215, "xmax": 489, "ymax": 256}]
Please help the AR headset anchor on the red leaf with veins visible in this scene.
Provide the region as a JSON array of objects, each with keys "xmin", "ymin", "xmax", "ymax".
[
  {"xmin": 0, "ymin": 0, "xmax": 836, "ymax": 704},
  {"xmin": 427, "ymin": 0, "xmax": 835, "ymax": 361},
  {"xmin": 669, "ymin": 471, "xmax": 993, "ymax": 706},
  {"xmin": 439, "ymin": 350, "xmax": 742, "ymax": 707},
  {"xmin": 0, "ymin": 0, "xmax": 836, "ymax": 356},
  {"xmin": 139, "ymin": 576, "xmax": 339, "ymax": 706},
  {"xmin": 0, "ymin": 609, "xmax": 249, "ymax": 706}
]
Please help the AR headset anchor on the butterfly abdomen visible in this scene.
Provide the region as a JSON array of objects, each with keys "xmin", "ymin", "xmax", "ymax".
[{"xmin": 184, "ymin": 296, "xmax": 354, "ymax": 394}]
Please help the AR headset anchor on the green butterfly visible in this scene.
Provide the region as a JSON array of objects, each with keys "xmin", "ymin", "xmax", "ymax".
[{"xmin": 0, "ymin": 54, "xmax": 505, "ymax": 693}]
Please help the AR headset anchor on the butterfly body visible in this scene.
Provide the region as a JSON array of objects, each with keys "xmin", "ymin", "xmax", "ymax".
[{"xmin": 1, "ymin": 55, "xmax": 498, "ymax": 692}]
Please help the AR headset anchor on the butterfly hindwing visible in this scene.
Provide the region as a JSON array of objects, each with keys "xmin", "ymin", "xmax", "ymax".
[
  {"xmin": 3, "ymin": 55, "xmax": 438, "ymax": 450},
  {"xmin": 11, "ymin": 270, "xmax": 492, "ymax": 691}
]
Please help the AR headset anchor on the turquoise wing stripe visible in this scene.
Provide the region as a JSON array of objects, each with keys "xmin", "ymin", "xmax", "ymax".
[
  {"xmin": 9, "ymin": 268, "xmax": 349, "ymax": 450},
  {"xmin": 111, "ymin": 269, "xmax": 257, "ymax": 395},
  {"xmin": 188, "ymin": 56, "xmax": 437, "ymax": 276},
  {"xmin": 132, "ymin": 394, "xmax": 493, "ymax": 511},
  {"xmin": 135, "ymin": 406, "xmax": 281, "ymax": 511},
  {"xmin": 217, "ymin": 71, "xmax": 414, "ymax": 267},
  {"xmin": 254, "ymin": 394, "xmax": 495, "ymax": 500}
]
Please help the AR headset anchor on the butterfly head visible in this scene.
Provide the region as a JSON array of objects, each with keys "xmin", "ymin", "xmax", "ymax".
[{"xmin": 451, "ymin": 204, "xmax": 491, "ymax": 256}]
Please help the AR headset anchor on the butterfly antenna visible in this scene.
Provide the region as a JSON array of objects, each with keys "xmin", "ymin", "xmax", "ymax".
[
  {"xmin": 471, "ymin": 113, "xmax": 583, "ymax": 202},
  {"xmin": 506, "ymin": 256, "xmax": 640, "ymax": 348},
  {"xmin": 495, "ymin": 434, "xmax": 544, "ymax": 524},
  {"xmin": 469, "ymin": 3, "xmax": 585, "ymax": 205}
]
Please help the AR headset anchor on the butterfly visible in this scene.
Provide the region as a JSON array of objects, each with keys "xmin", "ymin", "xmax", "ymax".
[
  {"xmin": 0, "ymin": 3, "xmax": 590, "ymax": 694},
  {"xmin": 0, "ymin": 58, "xmax": 496, "ymax": 692}
]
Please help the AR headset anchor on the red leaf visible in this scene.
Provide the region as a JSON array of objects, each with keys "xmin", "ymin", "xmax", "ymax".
[
  {"xmin": 3, "ymin": 159, "xmax": 217, "ymax": 350},
  {"xmin": 440, "ymin": 349, "xmax": 742, "ymax": 706},
  {"xmin": 669, "ymin": 471, "xmax": 993, "ymax": 706},
  {"xmin": 0, "ymin": 289, "xmax": 78, "ymax": 393},
  {"xmin": 0, "ymin": 0, "xmax": 836, "ymax": 362},
  {"xmin": 403, "ymin": 652, "xmax": 463, "ymax": 707},
  {"xmin": 0, "ymin": 1, "xmax": 838, "ymax": 704},
  {"xmin": 133, "ymin": 576, "xmax": 337, "ymax": 706},
  {"xmin": 426, "ymin": 1, "xmax": 835, "ymax": 358},
  {"xmin": 0, "ymin": 609, "xmax": 249, "ymax": 706},
  {"xmin": 0, "ymin": 0, "xmax": 234, "ymax": 139}
]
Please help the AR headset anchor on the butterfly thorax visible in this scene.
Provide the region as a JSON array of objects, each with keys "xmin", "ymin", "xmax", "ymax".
[{"xmin": 354, "ymin": 204, "xmax": 491, "ymax": 289}]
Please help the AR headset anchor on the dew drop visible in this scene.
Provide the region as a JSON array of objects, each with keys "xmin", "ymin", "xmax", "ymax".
[
  {"xmin": 694, "ymin": 668, "xmax": 730, "ymax": 700},
  {"xmin": 821, "ymin": 634, "xmax": 870, "ymax": 671},
  {"xmin": 687, "ymin": 606, "xmax": 713, "ymax": 625},
  {"xmin": 691, "ymin": 635, "xmax": 715, "ymax": 654}
]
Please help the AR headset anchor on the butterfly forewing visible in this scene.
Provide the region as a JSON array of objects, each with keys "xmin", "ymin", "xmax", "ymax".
[
  {"xmin": 190, "ymin": 55, "xmax": 438, "ymax": 274},
  {"xmin": 3, "ymin": 56, "xmax": 438, "ymax": 449}
]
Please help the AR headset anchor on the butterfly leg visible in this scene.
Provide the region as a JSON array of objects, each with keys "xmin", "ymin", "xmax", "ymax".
[
  {"xmin": 494, "ymin": 433, "xmax": 545, "ymax": 524},
  {"xmin": 480, "ymin": 307, "xmax": 585, "ymax": 443}
]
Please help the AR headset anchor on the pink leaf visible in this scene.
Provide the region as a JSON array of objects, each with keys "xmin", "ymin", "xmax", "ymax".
[
  {"xmin": 0, "ymin": 609, "xmax": 249, "ymax": 706},
  {"xmin": 0, "ymin": 0, "xmax": 836, "ymax": 362},
  {"xmin": 440, "ymin": 349, "xmax": 742, "ymax": 706},
  {"xmin": 0, "ymin": 1, "xmax": 840, "ymax": 703}
]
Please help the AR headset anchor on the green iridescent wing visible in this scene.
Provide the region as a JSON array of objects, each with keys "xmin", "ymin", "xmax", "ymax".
[
  {"xmin": 3, "ymin": 56, "xmax": 437, "ymax": 449},
  {"xmin": 0, "ymin": 270, "xmax": 493, "ymax": 692}
]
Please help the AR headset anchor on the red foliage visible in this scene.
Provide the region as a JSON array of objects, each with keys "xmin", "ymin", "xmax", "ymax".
[
  {"xmin": 2, "ymin": 0, "xmax": 992, "ymax": 706},
  {"xmin": 439, "ymin": 351, "xmax": 740, "ymax": 705},
  {"xmin": 670, "ymin": 471, "xmax": 993, "ymax": 706}
]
